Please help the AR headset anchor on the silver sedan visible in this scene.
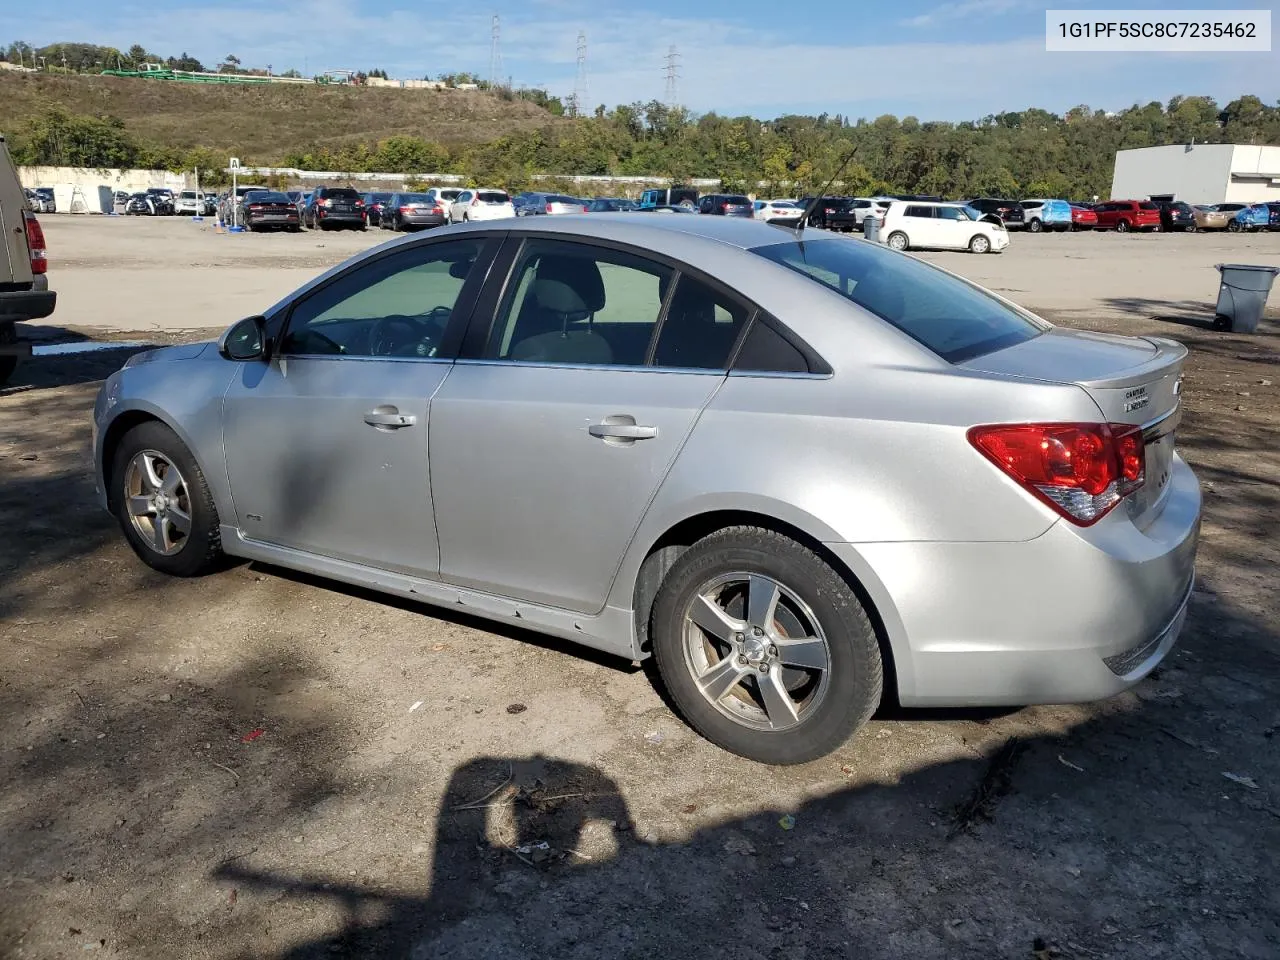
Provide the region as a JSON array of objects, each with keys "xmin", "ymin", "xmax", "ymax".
[{"xmin": 92, "ymin": 215, "xmax": 1201, "ymax": 764}]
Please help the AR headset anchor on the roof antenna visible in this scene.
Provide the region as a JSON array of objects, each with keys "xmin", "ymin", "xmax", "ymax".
[{"xmin": 795, "ymin": 143, "xmax": 860, "ymax": 239}]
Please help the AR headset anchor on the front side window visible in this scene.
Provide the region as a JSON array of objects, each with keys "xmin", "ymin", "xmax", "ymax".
[
  {"xmin": 749, "ymin": 237, "xmax": 1045, "ymax": 363},
  {"xmin": 937, "ymin": 206, "xmax": 968, "ymax": 221},
  {"xmin": 281, "ymin": 239, "xmax": 486, "ymax": 358},
  {"xmin": 486, "ymin": 239, "xmax": 672, "ymax": 367}
]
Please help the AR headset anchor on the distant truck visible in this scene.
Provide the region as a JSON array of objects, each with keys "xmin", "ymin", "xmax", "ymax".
[
  {"xmin": 638, "ymin": 186, "xmax": 698, "ymax": 209},
  {"xmin": 0, "ymin": 133, "xmax": 55, "ymax": 385}
]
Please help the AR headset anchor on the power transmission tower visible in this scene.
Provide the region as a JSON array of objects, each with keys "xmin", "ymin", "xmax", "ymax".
[
  {"xmin": 663, "ymin": 45, "xmax": 680, "ymax": 107},
  {"xmin": 571, "ymin": 31, "xmax": 588, "ymax": 116},
  {"xmin": 489, "ymin": 15, "xmax": 502, "ymax": 89}
]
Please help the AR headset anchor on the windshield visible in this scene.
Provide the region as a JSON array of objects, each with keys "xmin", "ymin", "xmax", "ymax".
[{"xmin": 749, "ymin": 238, "xmax": 1046, "ymax": 363}]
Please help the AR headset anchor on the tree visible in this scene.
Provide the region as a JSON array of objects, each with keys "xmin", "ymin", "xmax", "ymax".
[
  {"xmin": 219, "ymin": 54, "xmax": 241, "ymax": 73},
  {"xmin": 11, "ymin": 107, "xmax": 141, "ymax": 168}
]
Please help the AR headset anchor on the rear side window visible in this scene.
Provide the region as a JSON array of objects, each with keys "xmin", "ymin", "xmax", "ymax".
[
  {"xmin": 651, "ymin": 275, "xmax": 751, "ymax": 370},
  {"xmin": 749, "ymin": 238, "xmax": 1046, "ymax": 363},
  {"xmin": 904, "ymin": 205, "xmax": 933, "ymax": 218}
]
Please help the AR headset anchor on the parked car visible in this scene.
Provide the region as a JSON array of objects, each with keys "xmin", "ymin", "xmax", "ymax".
[
  {"xmin": 125, "ymin": 192, "xmax": 156, "ymax": 215},
  {"xmin": 1093, "ymin": 200, "xmax": 1161, "ymax": 232},
  {"xmin": 753, "ymin": 199, "xmax": 804, "ymax": 226},
  {"xmin": 586, "ymin": 197, "xmax": 638, "ymax": 212},
  {"xmin": 697, "ymin": 194, "xmax": 753, "ymax": 217},
  {"xmin": 1192, "ymin": 202, "xmax": 1246, "ymax": 231},
  {"xmin": 381, "ymin": 192, "xmax": 447, "ymax": 231},
  {"xmin": 424, "ymin": 187, "xmax": 463, "ymax": 220},
  {"xmin": 794, "ymin": 196, "xmax": 850, "ymax": 229},
  {"xmin": 219, "ymin": 185, "xmax": 270, "ymax": 224},
  {"xmin": 173, "ymin": 190, "xmax": 206, "ymax": 216},
  {"xmin": 0, "ymin": 133, "xmax": 55, "ymax": 385},
  {"xmin": 515, "ymin": 193, "xmax": 588, "ymax": 216},
  {"xmin": 1019, "ymin": 199, "xmax": 1073, "ymax": 233},
  {"xmin": 638, "ymin": 186, "xmax": 698, "ymax": 209},
  {"xmin": 1068, "ymin": 203, "xmax": 1099, "ymax": 230},
  {"xmin": 1229, "ymin": 203, "xmax": 1275, "ymax": 232},
  {"xmin": 447, "ymin": 188, "xmax": 515, "ymax": 223},
  {"xmin": 636, "ymin": 205, "xmax": 698, "ymax": 214},
  {"xmin": 881, "ymin": 201, "xmax": 1009, "ymax": 253},
  {"xmin": 238, "ymin": 190, "xmax": 302, "ymax": 232},
  {"xmin": 965, "ymin": 198, "xmax": 1026, "ymax": 229},
  {"xmin": 146, "ymin": 188, "xmax": 175, "ymax": 216},
  {"xmin": 824, "ymin": 198, "xmax": 891, "ymax": 233},
  {"xmin": 362, "ymin": 192, "xmax": 392, "ymax": 226},
  {"xmin": 33, "ymin": 187, "xmax": 56, "ymax": 213},
  {"xmin": 305, "ymin": 185, "xmax": 366, "ymax": 230},
  {"xmin": 1152, "ymin": 200, "xmax": 1197, "ymax": 232},
  {"xmin": 90, "ymin": 215, "xmax": 1201, "ymax": 764}
]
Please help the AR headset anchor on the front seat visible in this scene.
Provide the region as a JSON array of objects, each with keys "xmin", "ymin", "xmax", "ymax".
[{"xmin": 509, "ymin": 255, "xmax": 612, "ymax": 364}]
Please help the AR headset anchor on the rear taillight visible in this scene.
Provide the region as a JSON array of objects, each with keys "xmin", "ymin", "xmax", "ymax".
[
  {"xmin": 968, "ymin": 422, "xmax": 1145, "ymax": 526},
  {"xmin": 432, "ymin": 205, "xmax": 442, "ymax": 215},
  {"xmin": 317, "ymin": 198, "xmax": 329, "ymax": 207},
  {"xmin": 582, "ymin": 205, "xmax": 589, "ymax": 213},
  {"xmin": 546, "ymin": 203, "xmax": 554, "ymax": 213},
  {"xmin": 23, "ymin": 211, "xmax": 46, "ymax": 275},
  {"xmin": 472, "ymin": 197, "xmax": 479, "ymax": 206},
  {"xmin": 248, "ymin": 204, "xmax": 263, "ymax": 210},
  {"xmin": 355, "ymin": 199, "xmax": 364, "ymax": 207},
  {"xmin": 400, "ymin": 205, "xmax": 412, "ymax": 212}
]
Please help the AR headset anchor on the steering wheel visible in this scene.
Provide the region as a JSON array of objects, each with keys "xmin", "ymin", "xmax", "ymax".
[{"xmin": 369, "ymin": 307, "xmax": 451, "ymax": 358}]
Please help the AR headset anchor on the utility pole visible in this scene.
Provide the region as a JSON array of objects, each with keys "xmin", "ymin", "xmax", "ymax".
[
  {"xmin": 663, "ymin": 46, "xmax": 680, "ymax": 108},
  {"xmin": 571, "ymin": 31, "xmax": 588, "ymax": 116},
  {"xmin": 489, "ymin": 15, "xmax": 502, "ymax": 90}
]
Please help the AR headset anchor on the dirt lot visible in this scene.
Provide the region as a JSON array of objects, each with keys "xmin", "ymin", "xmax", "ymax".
[{"xmin": 2, "ymin": 220, "xmax": 1279, "ymax": 959}]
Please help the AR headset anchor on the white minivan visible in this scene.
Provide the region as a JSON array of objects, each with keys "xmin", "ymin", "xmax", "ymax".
[{"xmin": 880, "ymin": 201, "xmax": 1008, "ymax": 254}]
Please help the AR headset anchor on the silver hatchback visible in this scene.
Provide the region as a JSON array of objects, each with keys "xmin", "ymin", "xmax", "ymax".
[{"xmin": 92, "ymin": 216, "xmax": 1200, "ymax": 764}]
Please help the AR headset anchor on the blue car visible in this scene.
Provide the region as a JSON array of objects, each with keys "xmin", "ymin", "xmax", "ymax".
[
  {"xmin": 1230, "ymin": 203, "xmax": 1276, "ymax": 232},
  {"xmin": 1020, "ymin": 199, "xmax": 1073, "ymax": 233}
]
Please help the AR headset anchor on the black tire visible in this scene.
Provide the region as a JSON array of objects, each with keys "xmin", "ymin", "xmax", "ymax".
[
  {"xmin": 1028, "ymin": 217, "xmax": 1042, "ymax": 233},
  {"xmin": 110, "ymin": 421, "xmax": 222, "ymax": 577},
  {"xmin": 0, "ymin": 323, "xmax": 17, "ymax": 385},
  {"xmin": 1116, "ymin": 219, "xmax": 1130, "ymax": 233},
  {"xmin": 650, "ymin": 526, "xmax": 883, "ymax": 765},
  {"xmin": 1227, "ymin": 220, "xmax": 1242, "ymax": 234},
  {"xmin": 289, "ymin": 225, "xmax": 301, "ymax": 233}
]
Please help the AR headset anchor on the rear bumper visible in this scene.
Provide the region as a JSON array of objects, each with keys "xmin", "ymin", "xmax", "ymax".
[
  {"xmin": 316, "ymin": 210, "xmax": 365, "ymax": 223},
  {"xmin": 401, "ymin": 214, "xmax": 447, "ymax": 227},
  {"xmin": 0, "ymin": 286, "xmax": 56, "ymax": 323},
  {"xmin": 832, "ymin": 453, "xmax": 1201, "ymax": 707}
]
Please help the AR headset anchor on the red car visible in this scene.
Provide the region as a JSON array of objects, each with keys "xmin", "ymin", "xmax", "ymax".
[
  {"xmin": 1093, "ymin": 200, "xmax": 1161, "ymax": 232},
  {"xmin": 1069, "ymin": 203, "xmax": 1098, "ymax": 230}
]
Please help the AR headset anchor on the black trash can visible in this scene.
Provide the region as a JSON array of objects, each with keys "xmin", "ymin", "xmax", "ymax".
[{"xmin": 1213, "ymin": 263, "xmax": 1279, "ymax": 333}]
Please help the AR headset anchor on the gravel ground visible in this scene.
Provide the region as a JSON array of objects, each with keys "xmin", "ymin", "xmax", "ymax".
[{"xmin": 1, "ymin": 220, "xmax": 1278, "ymax": 959}]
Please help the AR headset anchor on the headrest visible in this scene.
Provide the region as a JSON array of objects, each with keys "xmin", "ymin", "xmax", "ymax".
[{"xmin": 531, "ymin": 255, "xmax": 606, "ymax": 314}]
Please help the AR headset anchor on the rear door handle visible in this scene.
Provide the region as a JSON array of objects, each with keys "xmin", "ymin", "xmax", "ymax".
[
  {"xmin": 589, "ymin": 418, "xmax": 657, "ymax": 441},
  {"xmin": 364, "ymin": 411, "xmax": 417, "ymax": 428}
]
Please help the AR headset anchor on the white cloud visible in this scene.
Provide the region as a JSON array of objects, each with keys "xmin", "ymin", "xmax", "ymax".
[{"xmin": 899, "ymin": 0, "xmax": 1026, "ymax": 28}]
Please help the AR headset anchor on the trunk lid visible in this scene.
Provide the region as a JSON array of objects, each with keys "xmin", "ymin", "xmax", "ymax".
[{"xmin": 962, "ymin": 328, "xmax": 1186, "ymax": 527}]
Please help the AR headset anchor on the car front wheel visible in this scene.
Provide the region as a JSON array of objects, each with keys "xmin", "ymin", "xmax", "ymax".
[
  {"xmin": 969, "ymin": 234, "xmax": 991, "ymax": 253},
  {"xmin": 650, "ymin": 526, "xmax": 883, "ymax": 765},
  {"xmin": 886, "ymin": 231, "xmax": 908, "ymax": 251},
  {"xmin": 111, "ymin": 421, "xmax": 222, "ymax": 577},
  {"xmin": 1028, "ymin": 218, "xmax": 1042, "ymax": 233}
]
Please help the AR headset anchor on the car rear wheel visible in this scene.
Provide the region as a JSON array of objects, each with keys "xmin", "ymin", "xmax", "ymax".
[
  {"xmin": 650, "ymin": 526, "xmax": 883, "ymax": 765},
  {"xmin": 886, "ymin": 231, "xmax": 908, "ymax": 251},
  {"xmin": 1116, "ymin": 219, "xmax": 1130, "ymax": 233},
  {"xmin": 1227, "ymin": 220, "xmax": 1242, "ymax": 233},
  {"xmin": 969, "ymin": 234, "xmax": 991, "ymax": 254},
  {"xmin": 111, "ymin": 421, "xmax": 222, "ymax": 577},
  {"xmin": 1028, "ymin": 218, "xmax": 1042, "ymax": 233}
]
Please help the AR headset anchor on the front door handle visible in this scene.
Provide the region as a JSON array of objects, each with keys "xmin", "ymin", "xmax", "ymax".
[
  {"xmin": 364, "ymin": 410, "xmax": 417, "ymax": 428},
  {"xmin": 589, "ymin": 417, "xmax": 657, "ymax": 442}
]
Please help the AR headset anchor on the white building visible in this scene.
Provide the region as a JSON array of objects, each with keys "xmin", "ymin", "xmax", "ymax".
[{"xmin": 1111, "ymin": 144, "xmax": 1280, "ymax": 204}]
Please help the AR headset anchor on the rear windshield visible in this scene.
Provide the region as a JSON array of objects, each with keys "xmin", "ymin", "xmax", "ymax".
[
  {"xmin": 248, "ymin": 192, "xmax": 290, "ymax": 203},
  {"xmin": 1170, "ymin": 202, "xmax": 1192, "ymax": 212},
  {"xmin": 547, "ymin": 195, "xmax": 579, "ymax": 204},
  {"xmin": 1139, "ymin": 201, "xmax": 1159, "ymax": 210},
  {"xmin": 477, "ymin": 191, "xmax": 509, "ymax": 202},
  {"xmin": 749, "ymin": 238, "xmax": 1045, "ymax": 363},
  {"xmin": 367, "ymin": 192, "xmax": 391, "ymax": 201},
  {"xmin": 326, "ymin": 188, "xmax": 361, "ymax": 200},
  {"xmin": 400, "ymin": 193, "xmax": 430, "ymax": 203},
  {"xmin": 438, "ymin": 189, "xmax": 461, "ymax": 199},
  {"xmin": 724, "ymin": 195, "xmax": 751, "ymax": 205}
]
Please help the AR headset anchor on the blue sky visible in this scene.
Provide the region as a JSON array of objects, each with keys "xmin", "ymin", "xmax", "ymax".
[{"xmin": 16, "ymin": 0, "xmax": 1279, "ymax": 120}]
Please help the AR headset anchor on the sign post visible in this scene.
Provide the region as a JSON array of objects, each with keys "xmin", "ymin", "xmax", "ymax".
[{"xmin": 228, "ymin": 157, "xmax": 243, "ymax": 232}]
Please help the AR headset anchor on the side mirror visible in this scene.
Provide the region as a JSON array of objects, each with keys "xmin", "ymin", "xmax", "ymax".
[{"xmin": 219, "ymin": 315, "xmax": 267, "ymax": 361}]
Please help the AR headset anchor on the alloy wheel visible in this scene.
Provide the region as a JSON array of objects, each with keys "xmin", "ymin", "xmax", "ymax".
[
  {"xmin": 123, "ymin": 450, "xmax": 192, "ymax": 556},
  {"xmin": 681, "ymin": 573, "xmax": 831, "ymax": 732}
]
